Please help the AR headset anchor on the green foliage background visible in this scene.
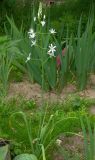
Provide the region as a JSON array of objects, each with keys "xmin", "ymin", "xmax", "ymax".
[{"xmin": 0, "ymin": 0, "xmax": 95, "ymax": 35}]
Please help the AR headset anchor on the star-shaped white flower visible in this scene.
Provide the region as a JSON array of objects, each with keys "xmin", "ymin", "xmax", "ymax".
[
  {"xmin": 41, "ymin": 20, "xmax": 46, "ymax": 27},
  {"xmin": 25, "ymin": 53, "xmax": 31, "ymax": 63},
  {"xmin": 49, "ymin": 28, "xmax": 56, "ymax": 34},
  {"xmin": 47, "ymin": 44, "xmax": 56, "ymax": 57},
  {"xmin": 31, "ymin": 40, "xmax": 36, "ymax": 47}
]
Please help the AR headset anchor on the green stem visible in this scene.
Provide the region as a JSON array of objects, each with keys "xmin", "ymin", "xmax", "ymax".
[{"xmin": 41, "ymin": 62, "xmax": 44, "ymax": 104}]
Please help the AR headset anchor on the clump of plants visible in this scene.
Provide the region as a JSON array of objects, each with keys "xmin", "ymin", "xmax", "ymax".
[
  {"xmin": 0, "ymin": 35, "xmax": 19, "ymax": 96},
  {"xmin": 5, "ymin": 3, "xmax": 95, "ymax": 93}
]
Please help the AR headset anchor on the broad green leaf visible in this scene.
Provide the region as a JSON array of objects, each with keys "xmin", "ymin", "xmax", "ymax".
[
  {"xmin": 14, "ymin": 154, "xmax": 38, "ymax": 160},
  {"xmin": 0, "ymin": 145, "xmax": 10, "ymax": 160}
]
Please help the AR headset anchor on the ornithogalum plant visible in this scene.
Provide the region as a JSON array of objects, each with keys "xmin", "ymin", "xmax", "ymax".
[{"xmin": 25, "ymin": 2, "xmax": 57, "ymax": 92}]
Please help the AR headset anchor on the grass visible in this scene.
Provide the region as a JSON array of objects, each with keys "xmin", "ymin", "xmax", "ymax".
[{"xmin": 0, "ymin": 96, "xmax": 95, "ymax": 159}]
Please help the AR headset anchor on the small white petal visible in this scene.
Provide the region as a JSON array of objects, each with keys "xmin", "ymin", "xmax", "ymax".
[
  {"xmin": 31, "ymin": 40, "xmax": 36, "ymax": 47},
  {"xmin": 34, "ymin": 17, "xmax": 36, "ymax": 22},
  {"xmin": 25, "ymin": 53, "xmax": 31, "ymax": 63},
  {"xmin": 28, "ymin": 28, "xmax": 36, "ymax": 39},
  {"xmin": 29, "ymin": 32, "xmax": 36, "ymax": 39},
  {"xmin": 28, "ymin": 28, "xmax": 34, "ymax": 34},
  {"xmin": 43, "ymin": 15, "xmax": 46, "ymax": 19},
  {"xmin": 29, "ymin": 53, "xmax": 31, "ymax": 57},
  {"xmin": 41, "ymin": 21, "xmax": 46, "ymax": 27},
  {"xmin": 49, "ymin": 28, "xmax": 56, "ymax": 34},
  {"xmin": 47, "ymin": 52, "xmax": 55, "ymax": 57}
]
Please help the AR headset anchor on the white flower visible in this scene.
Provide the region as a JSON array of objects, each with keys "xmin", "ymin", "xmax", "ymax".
[
  {"xmin": 56, "ymin": 139, "xmax": 62, "ymax": 146},
  {"xmin": 31, "ymin": 40, "xmax": 36, "ymax": 47},
  {"xmin": 43, "ymin": 15, "xmax": 46, "ymax": 19},
  {"xmin": 47, "ymin": 44, "xmax": 56, "ymax": 57},
  {"xmin": 25, "ymin": 53, "xmax": 31, "ymax": 63},
  {"xmin": 29, "ymin": 32, "xmax": 36, "ymax": 39},
  {"xmin": 28, "ymin": 28, "xmax": 34, "ymax": 34},
  {"xmin": 41, "ymin": 20, "xmax": 46, "ymax": 27},
  {"xmin": 49, "ymin": 28, "xmax": 56, "ymax": 34},
  {"xmin": 28, "ymin": 28, "xmax": 36, "ymax": 39},
  {"xmin": 34, "ymin": 17, "xmax": 36, "ymax": 22}
]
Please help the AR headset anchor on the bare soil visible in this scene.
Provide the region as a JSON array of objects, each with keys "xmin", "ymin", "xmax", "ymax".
[
  {"xmin": 8, "ymin": 76, "xmax": 95, "ymax": 104},
  {"xmin": 8, "ymin": 81, "xmax": 76, "ymax": 103},
  {"xmin": 53, "ymin": 133, "xmax": 84, "ymax": 160}
]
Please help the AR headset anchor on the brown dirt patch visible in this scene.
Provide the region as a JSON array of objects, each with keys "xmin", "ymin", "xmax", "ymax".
[
  {"xmin": 61, "ymin": 134, "xmax": 84, "ymax": 155},
  {"xmin": 53, "ymin": 134, "xmax": 84, "ymax": 160},
  {"xmin": 8, "ymin": 81, "xmax": 77, "ymax": 104},
  {"xmin": 8, "ymin": 77, "xmax": 95, "ymax": 104}
]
